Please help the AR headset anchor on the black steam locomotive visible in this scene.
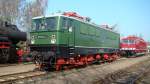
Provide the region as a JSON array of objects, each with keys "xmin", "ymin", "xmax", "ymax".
[{"xmin": 0, "ymin": 20, "xmax": 26, "ymax": 63}]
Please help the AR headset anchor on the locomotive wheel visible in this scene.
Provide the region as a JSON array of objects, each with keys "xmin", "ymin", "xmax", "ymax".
[
  {"xmin": 34, "ymin": 59, "xmax": 43, "ymax": 70},
  {"xmin": 7, "ymin": 46, "xmax": 18, "ymax": 63},
  {"xmin": 0, "ymin": 49, "xmax": 9, "ymax": 63}
]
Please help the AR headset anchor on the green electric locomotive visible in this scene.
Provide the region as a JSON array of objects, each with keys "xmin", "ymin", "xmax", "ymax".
[{"xmin": 30, "ymin": 12, "xmax": 120, "ymax": 70}]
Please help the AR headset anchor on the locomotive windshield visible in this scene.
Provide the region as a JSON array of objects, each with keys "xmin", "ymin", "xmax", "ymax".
[
  {"xmin": 45, "ymin": 17, "xmax": 56, "ymax": 30},
  {"xmin": 32, "ymin": 19, "xmax": 41, "ymax": 31},
  {"xmin": 32, "ymin": 17, "xmax": 57, "ymax": 31},
  {"xmin": 122, "ymin": 39, "xmax": 135, "ymax": 44},
  {"xmin": 122, "ymin": 39, "xmax": 128, "ymax": 43},
  {"xmin": 128, "ymin": 40, "xmax": 135, "ymax": 44}
]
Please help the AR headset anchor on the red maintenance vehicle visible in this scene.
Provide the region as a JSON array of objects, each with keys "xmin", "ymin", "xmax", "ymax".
[{"xmin": 120, "ymin": 35, "xmax": 147, "ymax": 57}]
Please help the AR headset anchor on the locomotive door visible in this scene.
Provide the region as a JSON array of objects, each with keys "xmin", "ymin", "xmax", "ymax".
[{"xmin": 68, "ymin": 19, "xmax": 75, "ymax": 56}]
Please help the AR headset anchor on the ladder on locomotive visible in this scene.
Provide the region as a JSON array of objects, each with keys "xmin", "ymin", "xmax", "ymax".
[{"xmin": 68, "ymin": 46, "xmax": 75, "ymax": 56}]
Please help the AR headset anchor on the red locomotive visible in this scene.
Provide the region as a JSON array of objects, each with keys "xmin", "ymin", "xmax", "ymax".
[{"xmin": 120, "ymin": 36, "xmax": 147, "ymax": 57}]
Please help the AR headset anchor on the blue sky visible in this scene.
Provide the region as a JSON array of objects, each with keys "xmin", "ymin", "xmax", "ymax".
[{"xmin": 46, "ymin": 0, "xmax": 150, "ymax": 41}]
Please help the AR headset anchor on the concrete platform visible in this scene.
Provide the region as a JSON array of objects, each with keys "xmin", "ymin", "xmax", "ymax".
[{"xmin": 0, "ymin": 64, "xmax": 35, "ymax": 76}]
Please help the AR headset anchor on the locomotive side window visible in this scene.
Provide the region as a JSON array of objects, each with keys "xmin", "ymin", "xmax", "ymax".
[
  {"xmin": 68, "ymin": 19, "xmax": 73, "ymax": 32},
  {"xmin": 62, "ymin": 17, "xmax": 73, "ymax": 30},
  {"xmin": 68, "ymin": 19, "xmax": 73, "ymax": 28},
  {"xmin": 45, "ymin": 17, "xmax": 56, "ymax": 30},
  {"xmin": 62, "ymin": 18, "xmax": 68, "ymax": 29}
]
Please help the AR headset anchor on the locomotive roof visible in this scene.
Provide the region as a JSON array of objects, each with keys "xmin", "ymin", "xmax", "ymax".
[
  {"xmin": 121, "ymin": 36, "xmax": 145, "ymax": 42},
  {"xmin": 32, "ymin": 14, "xmax": 119, "ymax": 34}
]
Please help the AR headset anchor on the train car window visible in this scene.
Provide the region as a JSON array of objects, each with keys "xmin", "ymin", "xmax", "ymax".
[{"xmin": 45, "ymin": 17, "xmax": 56, "ymax": 30}]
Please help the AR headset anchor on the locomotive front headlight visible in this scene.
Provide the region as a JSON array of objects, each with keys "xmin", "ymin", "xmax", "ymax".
[
  {"xmin": 133, "ymin": 48, "xmax": 135, "ymax": 50},
  {"xmin": 51, "ymin": 39, "xmax": 56, "ymax": 44},
  {"xmin": 31, "ymin": 40, "xmax": 35, "ymax": 44},
  {"xmin": 31, "ymin": 35, "xmax": 35, "ymax": 44},
  {"xmin": 51, "ymin": 34, "xmax": 56, "ymax": 44}
]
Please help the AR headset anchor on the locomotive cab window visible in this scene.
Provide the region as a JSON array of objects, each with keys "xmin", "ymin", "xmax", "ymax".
[
  {"xmin": 45, "ymin": 17, "xmax": 57, "ymax": 30},
  {"xmin": 32, "ymin": 19, "xmax": 42, "ymax": 31},
  {"xmin": 128, "ymin": 40, "xmax": 135, "ymax": 44},
  {"xmin": 68, "ymin": 19, "xmax": 73, "ymax": 28},
  {"xmin": 62, "ymin": 18, "xmax": 68, "ymax": 29},
  {"xmin": 122, "ymin": 39, "xmax": 135, "ymax": 44},
  {"xmin": 122, "ymin": 40, "xmax": 128, "ymax": 43},
  {"xmin": 62, "ymin": 17, "xmax": 73, "ymax": 30},
  {"xmin": 32, "ymin": 17, "xmax": 57, "ymax": 31}
]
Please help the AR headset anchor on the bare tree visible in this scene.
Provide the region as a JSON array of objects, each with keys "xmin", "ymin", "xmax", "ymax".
[
  {"xmin": 18, "ymin": 0, "xmax": 48, "ymax": 31},
  {"xmin": 0, "ymin": 0, "xmax": 19, "ymax": 23},
  {"xmin": 0, "ymin": 0, "xmax": 48, "ymax": 31}
]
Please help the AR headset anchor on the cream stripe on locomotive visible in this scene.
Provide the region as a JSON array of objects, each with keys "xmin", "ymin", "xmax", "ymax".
[{"xmin": 75, "ymin": 46, "xmax": 119, "ymax": 49}]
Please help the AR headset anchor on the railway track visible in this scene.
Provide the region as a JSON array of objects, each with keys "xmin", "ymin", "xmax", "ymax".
[
  {"xmin": 0, "ymin": 64, "xmax": 18, "ymax": 67},
  {"xmin": 0, "ymin": 56, "xmax": 147, "ymax": 84},
  {"xmin": 131, "ymin": 62, "xmax": 150, "ymax": 84},
  {"xmin": 105, "ymin": 55, "xmax": 150, "ymax": 84},
  {"xmin": 117, "ymin": 64, "xmax": 150, "ymax": 84},
  {"xmin": 0, "ymin": 62, "xmax": 33, "ymax": 67},
  {"xmin": 0, "ymin": 71, "xmax": 46, "ymax": 84},
  {"xmin": 0, "ymin": 57, "xmax": 127, "ymax": 84}
]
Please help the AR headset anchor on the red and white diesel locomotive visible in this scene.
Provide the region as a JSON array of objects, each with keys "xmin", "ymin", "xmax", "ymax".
[{"xmin": 120, "ymin": 35, "xmax": 147, "ymax": 57}]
